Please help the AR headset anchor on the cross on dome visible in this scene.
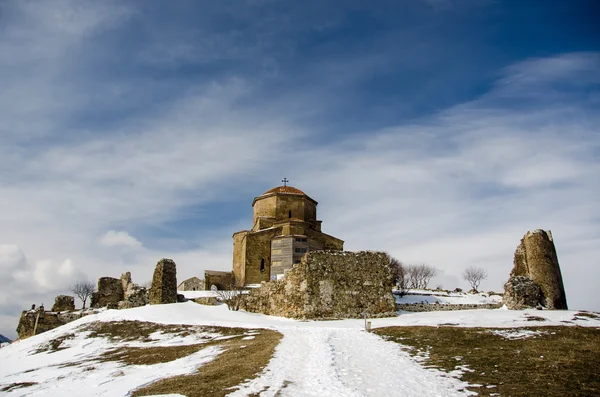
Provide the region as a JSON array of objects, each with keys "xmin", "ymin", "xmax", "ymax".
[{"xmin": 281, "ymin": 177, "xmax": 289, "ymax": 186}]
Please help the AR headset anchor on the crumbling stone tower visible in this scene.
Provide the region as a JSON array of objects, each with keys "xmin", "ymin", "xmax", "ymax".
[{"xmin": 505, "ymin": 229, "xmax": 568, "ymax": 309}]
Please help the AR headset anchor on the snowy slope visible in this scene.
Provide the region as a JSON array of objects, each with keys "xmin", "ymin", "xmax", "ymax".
[
  {"xmin": 395, "ymin": 289, "xmax": 503, "ymax": 305},
  {"xmin": 1, "ymin": 303, "xmax": 598, "ymax": 397}
]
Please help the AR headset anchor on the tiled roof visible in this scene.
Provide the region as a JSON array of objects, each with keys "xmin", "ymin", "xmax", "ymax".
[{"xmin": 262, "ymin": 185, "xmax": 306, "ymax": 195}]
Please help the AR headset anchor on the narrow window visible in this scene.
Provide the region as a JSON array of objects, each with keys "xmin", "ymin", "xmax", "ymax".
[
  {"xmin": 260, "ymin": 258, "xmax": 265, "ymax": 272},
  {"xmin": 288, "ymin": 210, "xmax": 292, "ymax": 218}
]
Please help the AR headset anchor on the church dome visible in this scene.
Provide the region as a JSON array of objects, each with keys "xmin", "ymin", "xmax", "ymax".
[{"xmin": 262, "ymin": 186, "xmax": 306, "ymax": 196}]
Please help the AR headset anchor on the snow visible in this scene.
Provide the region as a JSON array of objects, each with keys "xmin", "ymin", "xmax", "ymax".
[
  {"xmin": 395, "ymin": 290, "xmax": 503, "ymax": 305},
  {"xmin": 487, "ymin": 329, "xmax": 549, "ymax": 340},
  {"xmin": 1, "ymin": 302, "xmax": 598, "ymax": 396}
]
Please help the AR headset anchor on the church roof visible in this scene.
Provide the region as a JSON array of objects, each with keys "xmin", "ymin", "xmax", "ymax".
[{"xmin": 262, "ymin": 185, "xmax": 306, "ymax": 195}]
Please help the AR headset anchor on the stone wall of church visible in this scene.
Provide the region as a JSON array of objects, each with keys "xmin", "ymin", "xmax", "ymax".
[
  {"xmin": 244, "ymin": 229, "xmax": 277, "ymax": 284},
  {"xmin": 242, "ymin": 250, "xmax": 397, "ymax": 319},
  {"xmin": 232, "ymin": 231, "xmax": 248, "ymax": 286}
]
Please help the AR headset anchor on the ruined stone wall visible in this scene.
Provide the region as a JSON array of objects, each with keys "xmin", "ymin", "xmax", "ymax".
[
  {"xmin": 16, "ymin": 309, "xmax": 98, "ymax": 339},
  {"xmin": 507, "ymin": 229, "xmax": 568, "ymax": 310},
  {"xmin": 396, "ymin": 303, "xmax": 503, "ymax": 312},
  {"xmin": 91, "ymin": 277, "xmax": 124, "ymax": 309},
  {"xmin": 178, "ymin": 277, "xmax": 204, "ymax": 291},
  {"xmin": 204, "ymin": 271, "xmax": 234, "ymax": 290},
  {"xmin": 242, "ymin": 251, "xmax": 397, "ymax": 319},
  {"xmin": 51, "ymin": 295, "xmax": 75, "ymax": 312}
]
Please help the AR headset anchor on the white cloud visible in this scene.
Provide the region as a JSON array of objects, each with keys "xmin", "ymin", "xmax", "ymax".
[{"xmin": 100, "ymin": 231, "xmax": 143, "ymax": 249}]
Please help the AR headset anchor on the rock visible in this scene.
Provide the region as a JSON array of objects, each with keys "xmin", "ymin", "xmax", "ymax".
[
  {"xmin": 193, "ymin": 297, "xmax": 218, "ymax": 305},
  {"xmin": 51, "ymin": 295, "xmax": 75, "ymax": 312},
  {"xmin": 242, "ymin": 251, "xmax": 397, "ymax": 319},
  {"xmin": 149, "ymin": 258, "xmax": 178, "ymax": 305},
  {"xmin": 503, "ymin": 276, "xmax": 543, "ymax": 309},
  {"xmin": 508, "ymin": 229, "xmax": 568, "ymax": 309},
  {"xmin": 177, "ymin": 293, "xmax": 186, "ymax": 303},
  {"xmin": 91, "ymin": 277, "xmax": 124, "ymax": 309},
  {"xmin": 119, "ymin": 284, "xmax": 149, "ymax": 309}
]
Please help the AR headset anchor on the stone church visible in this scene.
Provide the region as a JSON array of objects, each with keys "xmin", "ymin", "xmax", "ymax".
[{"xmin": 232, "ymin": 184, "xmax": 344, "ymax": 286}]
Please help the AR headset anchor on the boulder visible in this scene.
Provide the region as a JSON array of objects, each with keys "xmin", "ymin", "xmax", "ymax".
[
  {"xmin": 51, "ymin": 295, "xmax": 75, "ymax": 312},
  {"xmin": 503, "ymin": 276, "xmax": 543, "ymax": 309},
  {"xmin": 508, "ymin": 229, "xmax": 568, "ymax": 309},
  {"xmin": 149, "ymin": 258, "xmax": 178, "ymax": 305}
]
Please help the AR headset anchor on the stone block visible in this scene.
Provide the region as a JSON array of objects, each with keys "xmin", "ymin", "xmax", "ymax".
[{"xmin": 503, "ymin": 276, "xmax": 543, "ymax": 310}]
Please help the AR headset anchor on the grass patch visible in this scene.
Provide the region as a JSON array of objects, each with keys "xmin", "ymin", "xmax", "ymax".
[
  {"xmin": 574, "ymin": 311, "xmax": 600, "ymax": 320},
  {"xmin": 0, "ymin": 382, "xmax": 38, "ymax": 392},
  {"xmin": 82, "ymin": 320, "xmax": 245, "ymax": 342},
  {"xmin": 98, "ymin": 342, "xmax": 217, "ymax": 365},
  {"xmin": 34, "ymin": 333, "xmax": 75, "ymax": 354},
  {"xmin": 375, "ymin": 326, "xmax": 600, "ymax": 396},
  {"xmin": 131, "ymin": 328, "xmax": 282, "ymax": 397}
]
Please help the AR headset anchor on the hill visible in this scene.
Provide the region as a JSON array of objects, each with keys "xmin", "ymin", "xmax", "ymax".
[
  {"xmin": 1, "ymin": 303, "xmax": 599, "ymax": 396},
  {"xmin": 0, "ymin": 334, "xmax": 11, "ymax": 344}
]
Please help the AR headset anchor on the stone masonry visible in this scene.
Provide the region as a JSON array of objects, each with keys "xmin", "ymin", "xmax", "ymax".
[
  {"xmin": 149, "ymin": 258, "xmax": 178, "ymax": 304},
  {"xmin": 51, "ymin": 295, "xmax": 75, "ymax": 312},
  {"xmin": 503, "ymin": 276, "xmax": 543, "ymax": 310},
  {"xmin": 242, "ymin": 251, "xmax": 397, "ymax": 319},
  {"xmin": 396, "ymin": 303, "xmax": 503, "ymax": 312},
  {"xmin": 118, "ymin": 272, "xmax": 149, "ymax": 309},
  {"xmin": 505, "ymin": 229, "xmax": 568, "ymax": 310},
  {"xmin": 16, "ymin": 308, "xmax": 98, "ymax": 339},
  {"xmin": 91, "ymin": 277, "xmax": 124, "ymax": 309}
]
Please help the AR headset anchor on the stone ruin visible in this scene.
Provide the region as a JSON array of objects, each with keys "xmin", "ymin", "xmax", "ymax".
[
  {"xmin": 504, "ymin": 229, "xmax": 568, "ymax": 310},
  {"xmin": 91, "ymin": 277, "xmax": 123, "ymax": 309},
  {"xmin": 242, "ymin": 251, "xmax": 397, "ymax": 319},
  {"xmin": 51, "ymin": 295, "xmax": 75, "ymax": 312},
  {"xmin": 149, "ymin": 258, "xmax": 178, "ymax": 304},
  {"xmin": 15, "ymin": 259, "xmax": 180, "ymax": 339},
  {"xmin": 16, "ymin": 297, "xmax": 98, "ymax": 339},
  {"xmin": 119, "ymin": 272, "xmax": 150, "ymax": 309}
]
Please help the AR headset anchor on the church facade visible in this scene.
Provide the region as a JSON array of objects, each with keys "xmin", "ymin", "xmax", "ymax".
[{"xmin": 232, "ymin": 185, "xmax": 344, "ymax": 286}]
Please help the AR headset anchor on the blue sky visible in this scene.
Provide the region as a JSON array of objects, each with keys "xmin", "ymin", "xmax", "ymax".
[{"xmin": 1, "ymin": 0, "xmax": 599, "ymax": 338}]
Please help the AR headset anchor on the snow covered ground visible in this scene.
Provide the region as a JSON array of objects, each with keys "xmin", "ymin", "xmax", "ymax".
[
  {"xmin": 395, "ymin": 289, "xmax": 503, "ymax": 305},
  {"xmin": 1, "ymin": 302, "xmax": 598, "ymax": 397}
]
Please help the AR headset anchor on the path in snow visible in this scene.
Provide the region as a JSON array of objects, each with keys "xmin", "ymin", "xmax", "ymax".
[{"xmin": 229, "ymin": 327, "xmax": 472, "ymax": 397}]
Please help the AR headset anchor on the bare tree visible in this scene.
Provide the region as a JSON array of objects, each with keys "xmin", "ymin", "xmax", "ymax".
[
  {"xmin": 462, "ymin": 266, "xmax": 488, "ymax": 291},
  {"xmin": 216, "ymin": 283, "xmax": 246, "ymax": 311},
  {"xmin": 406, "ymin": 264, "xmax": 438, "ymax": 289},
  {"xmin": 72, "ymin": 281, "xmax": 96, "ymax": 309},
  {"xmin": 421, "ymin": 265, "xmax": 437, "ymax": 289},
  {"xmin": 388, "ymin": 255, "xmax": 407, "ymax": 296}
]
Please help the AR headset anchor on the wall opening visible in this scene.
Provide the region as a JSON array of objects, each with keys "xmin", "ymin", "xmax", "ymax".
[
  {"xmin": 260, "ymin": 258, "xmax": 265, "ymax": 272},
  {"xmin": 288, "ymin": 210, "xmax": 292, "ymax": 218}
]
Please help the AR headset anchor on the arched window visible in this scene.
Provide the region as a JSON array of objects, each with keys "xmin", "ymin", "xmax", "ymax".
[
  {"xmin": 260, "ymin": 258, "xmax": 265, "ymax": 272},
  {"xmin": 288, "ymin": 210, "xmax": 292, "ymax": 218}
]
